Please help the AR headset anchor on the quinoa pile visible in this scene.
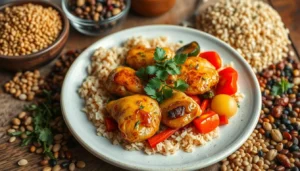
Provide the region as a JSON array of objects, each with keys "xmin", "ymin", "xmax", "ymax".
[{"xmin": 198, "ymin": 0, "xmax": 291, "ymax": 73}]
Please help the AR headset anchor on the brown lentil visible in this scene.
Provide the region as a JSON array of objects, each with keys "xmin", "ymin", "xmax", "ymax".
[{"xmin": 0, "ymin": 3, "xmax": 62, "ymax": 56}]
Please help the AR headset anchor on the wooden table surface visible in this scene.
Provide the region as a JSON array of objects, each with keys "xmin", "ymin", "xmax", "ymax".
[{"xmin": 0, "ymin": 0, "xmax": 299, "ymax": 171}]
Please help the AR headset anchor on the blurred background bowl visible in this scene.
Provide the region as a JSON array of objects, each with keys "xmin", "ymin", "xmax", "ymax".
[
  {"xmin": 0, "ymin": 0, "xmax": 69, "ymax": 72},
  {"xmin": 131, "ymin": 0, "xmax": 176, "ymax": 17},
  {"xmin": 62, "ymin": 0, "xmax": 130, "ymax": 36}
]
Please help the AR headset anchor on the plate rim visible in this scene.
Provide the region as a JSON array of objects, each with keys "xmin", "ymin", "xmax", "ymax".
[{"xmin": 61, "ymin": 25, "xmax": 261, "ymax": 171}]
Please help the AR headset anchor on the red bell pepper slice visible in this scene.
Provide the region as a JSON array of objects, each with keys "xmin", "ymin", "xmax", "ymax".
[
  {"xmin": 216, "ymin": 67, "xmax": 238, "ymax": 95},
  {"xmin": 199, "ymin": 51, "xmax": 222, "ymax": 69},
  {"xmin": 219, "ymin": 115, "xmax": 229, "ymax": 125},
  {"xmin": 188, "ymin": 95, "xmax": 201, "ymax": 105},
  {"xmin": 105, "ymin": 118, "xmax": 118, "ymax": 132},
  {"xmin": 200, "ymin": 99, "xmax": 210, "ymax": 112},
  {"xmin": 193, "ymin": 111, "xmax": 220, "ymax": 134},
  {"xmin": 148, "ymin": 128, "xmax": 178, "ymax": 148}
]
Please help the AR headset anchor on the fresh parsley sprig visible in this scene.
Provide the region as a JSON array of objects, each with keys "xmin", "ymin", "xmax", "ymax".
[
  {"xmin": 136, "ymin": 47, "xmax": 189, "ymax": 103},
  {"xmin": 271, "ymin": 79, "xmax": 293, "ymax": 96},
  {"xmin": 10, "ymin": 90, "xmax": 58, "ymax": 159}
]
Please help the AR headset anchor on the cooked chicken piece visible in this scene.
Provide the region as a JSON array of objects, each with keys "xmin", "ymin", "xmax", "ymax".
[
  {"xmin": 106, "ymin": 95, "xmax": 161, "ymax": 142},
  {"xmin": 177, "ymin": 57, "xmax": 219, "ymax": 95},
  {"xmin": 106, "ymin": 66, "xmax": 144, "ymax": 97},
  {"xmin": 126, "ymin": 46, "xmax": 174, "ymax": 70},
  {"xmin": 160, "ymin": 91, "xmax": 201, "ymax": 128}
]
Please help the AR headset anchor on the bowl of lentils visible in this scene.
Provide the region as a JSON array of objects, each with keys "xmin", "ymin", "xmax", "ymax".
[
  {"xmin": 0, "ymin": 1, "xmax": 69, "ymax": 71},
  {"xmin": 62, "ymin": 0, "xmax": 130, "ymax": 36}
]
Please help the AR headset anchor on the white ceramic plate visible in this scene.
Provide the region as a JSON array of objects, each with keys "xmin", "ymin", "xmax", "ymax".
[{"xmin": 61, "ymin": 25, "xmax": 261, "ymax": 171}]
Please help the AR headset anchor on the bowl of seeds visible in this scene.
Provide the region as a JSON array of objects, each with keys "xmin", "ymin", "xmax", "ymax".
[
  {"xmin": 62, "ymin": 0, "xmax": 130, "ymax": 36},
  {"xmin": 0, "ymin": 1, "xmax": 69, "ymax": 71}
]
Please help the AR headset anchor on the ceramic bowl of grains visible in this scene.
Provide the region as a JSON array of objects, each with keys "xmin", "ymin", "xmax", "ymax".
[{"xmin": 0, "ymin": 1, "xmax": 69, "ymax": 71}]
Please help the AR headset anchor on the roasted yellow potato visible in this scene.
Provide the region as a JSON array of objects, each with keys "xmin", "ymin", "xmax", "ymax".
[
  {"xmin": 177, "ymin": 57, "xmax": 219, "ymax": 95},
  {"xmin": 126, "ymin": 46, "xmax": 174, "ymax": 70},
  {"xmin": 106, "ymin": 95, "xmax": 161, "ymax": 142},
  {"xmin": 105, "ymin": 66, "xmax": 144, "ymax": 97},
  {"xmin": 160, "ymin": 91, "xmax": 201, "ymax": 128}
]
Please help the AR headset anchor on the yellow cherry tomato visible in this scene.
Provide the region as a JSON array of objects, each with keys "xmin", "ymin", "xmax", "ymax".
[{"xmin": 211, "ymin": 94, "xmax": 237, "ymax": 118}]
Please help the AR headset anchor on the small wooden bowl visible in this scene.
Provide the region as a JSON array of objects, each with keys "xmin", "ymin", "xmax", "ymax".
[
  {"xmin": 0, "ymin": 1, "xmax": 69, "ymax": 72},
  {"xmin": 131, "ymin": 0, "xmax": 176, "ymax": 17}
]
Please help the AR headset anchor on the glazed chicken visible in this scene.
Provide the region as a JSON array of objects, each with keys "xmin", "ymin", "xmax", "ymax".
[
  {"xmin": 105, "ymin": 66, "xmax": 144, "ymax": 97},
  {"xmin": 160, "ymin": 91, "xmax": 202, "ymax": 128},
  {"xmin": 177, "ymin": 57, "xmax": 219, "ymax": 95},
  {"xmin": 126, "ymin": 46, "xmax": 174, "ymax": 70},
  {"xmin": 106, "ymin": 95, "xmax": 161, "ymax": 142}
]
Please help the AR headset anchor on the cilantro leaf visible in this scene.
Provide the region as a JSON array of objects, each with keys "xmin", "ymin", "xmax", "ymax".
[
  {"xmin": 154, "ymin": 47, "xmax": 166, "ymax": 61},
  {"xmin": 148, "ymin": 78, "xmax": 162, "ymax": 89},
  {"xmin": 166, "ymin": 62, "xmax": 181, "ymax": 75},
  {"xmin": 271, "ymin": 79, "xmax": 293, "ymax": 95},
  {"xmin": 156, "ymin": 70, "xmax": 169, "ymax": 80},
  {"xmin": 38, "ymin": 128, "xmax": 53, "ymax": 145},
  {"xmin": 162, "ymin": 87, "xmax": 173, "ymax": 99},
  {"xmin": 21, "ymin": 136, "xmax": 33, "ymax": 146},
  {"xmin": 174, "ymin": 79, "xmax": 189, "ymax": 91},
  {"xmin": 136, "ymin": 68, "xmax": 147, "ymax": 79},
  {"xmin": 174, "ymin": 54, "xmax": 188, "ymax": 65},
  {"xmin": 144, "ymin": 86, "xmax": 157, "ymax": 98},
  {"xmin": 146, "ymin": 66, "xmax": 158, "ymax": 75}
]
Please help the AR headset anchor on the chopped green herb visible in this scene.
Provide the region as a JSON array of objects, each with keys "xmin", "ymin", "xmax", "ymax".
[
  {"xmin": 136, "ymin": 47, "xmax": 189, "ymax": 103},
  {"xmin": 9, "ymin": 131, "xmax": 23, "ymax": 136},
  {"xmin": 237, "ymin": 103, "xmax": 240, "ymax": 108},
  {"xmin": 139, "ymin": 105, "xmax": 144, "ymax": 109},
  {"xmin": 271, "ymin": 79, "xmax": 293, "ymax": 96},
  {"xmin": 134, "ymin": 120, "xmax": 140, "ymax": 129},
  {"xmin": 137, "ymin": 52, "xmax": 146, "ymax": 58},
  {"xmin": 179, "ymin": 40, "xmax": 183, "ymax": 43},
  {"xmin": 201, "ymin": 91, "xmax": 214, "ymax": 99}
]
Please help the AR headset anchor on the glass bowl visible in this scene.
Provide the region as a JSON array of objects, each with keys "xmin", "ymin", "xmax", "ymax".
[{"xmin": 62, "ymin": 0, "xmax": 130, "ymax": 36}]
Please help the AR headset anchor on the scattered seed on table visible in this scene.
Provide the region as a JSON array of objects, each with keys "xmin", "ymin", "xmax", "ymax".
[
  {"xmin": 69, "ymin": 163, "xmax": 76, "ymax": 171},
  {"xmin": 42, "ymin": 166, "xmax": 52, "ymax": 171},
  {"xmin": 40, "ymin": 160, "xmax": 49, "ymax": 166},
  {"xmin": 12, "ymin": 118, "xmax": 21, "ymax": 126},
  {"xmin": 76, "ymin": 161, "xmax": 86, "ymax": 168},
  {"xmin": 36, "ymin": 148, "xmax": 43, "ymax": 154},
  {"xmin": 30, "ymin": 146, "xmax": 36, "ymax": 153},
  {"xmin": 52, "ymin": 165, "xmax": 61, "ymax": 171},
  {"xmin": 53, "ymin": 144, "xmax": 61, "ymax": 152},
  {"xmin": 9, "ymin": 136, "xmax": 16, "ymax": 143},
  {"xmin": 18, "ymin": 159, "xmax": 28, "ymax": 166}
]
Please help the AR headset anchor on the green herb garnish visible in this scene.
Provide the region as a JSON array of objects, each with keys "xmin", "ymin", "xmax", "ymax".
[
  {"xmin": 271, "ymin": 79, "xmax": 293, "ymax": 96},
  {"xmin": 136, "ymin": 47, "xmax": 189, "ymax": 103},
  {"xmin": 134, "ymin": 120, "xmax": 140, "ymax": 129},
  {"xmin": 16, "ymin": 90, "xmax": 59, "ymax": 159},
  {"xmin": 201, "ymin": 91, "xmax": 214, "ymax": 99},
  {"xmin": 139, "ymin": 105, "xmax": 144, "ymax": 109}
]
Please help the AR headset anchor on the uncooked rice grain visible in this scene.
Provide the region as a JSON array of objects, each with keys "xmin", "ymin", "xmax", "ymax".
[{"xmin": 79, "ymin": 36, "xmax": 219, "ymax": 155}]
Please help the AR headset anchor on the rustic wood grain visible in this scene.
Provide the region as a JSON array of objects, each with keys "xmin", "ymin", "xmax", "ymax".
[
  {"xmin": 270, "ymin": 0, "xmax": 300, "ymax": 56},
  {"xmin": 0, "ymin": 0, "xmax": 299, "ymax": 171}
]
